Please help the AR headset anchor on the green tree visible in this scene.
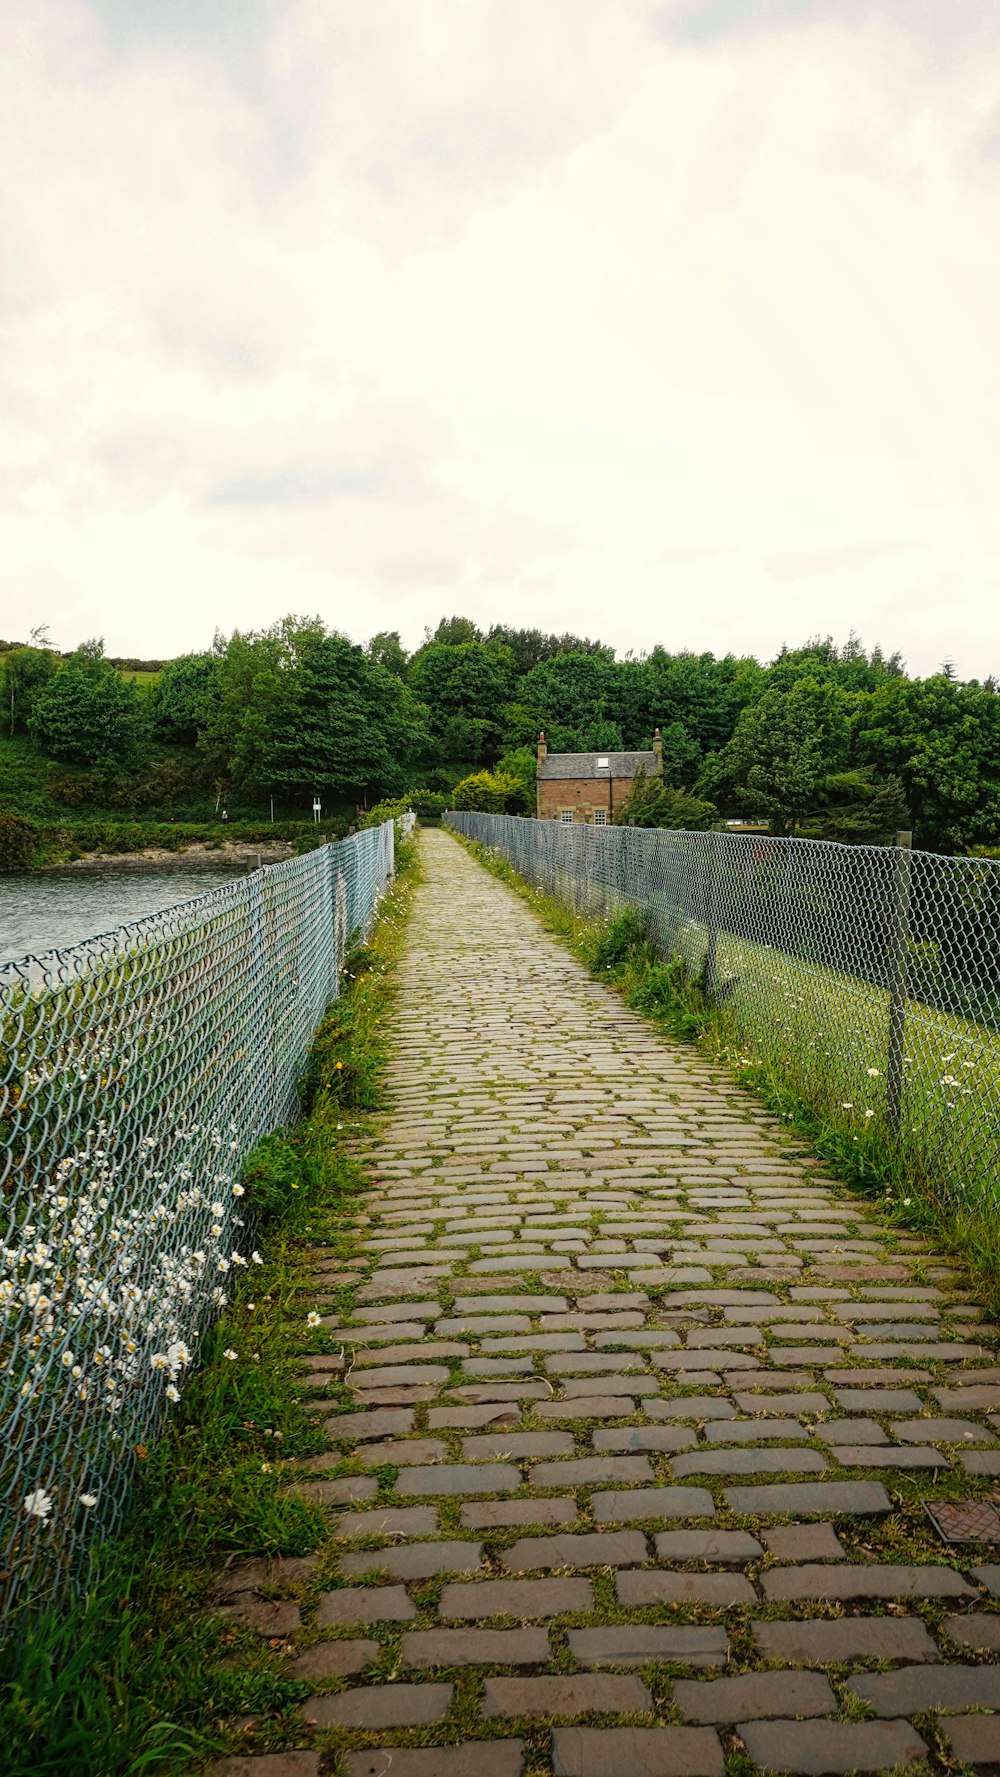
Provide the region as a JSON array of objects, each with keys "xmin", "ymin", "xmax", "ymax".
[
  {"xmin": 425, "ymin": 615, "xmax": 483, "ymax": 647},
  {"xmin": 854, "ymin": 675, "xmax": 1000, "ymax": 851},
  {"xmin": 615, "ymin": 767, "xmax": 717, "ymax": 830},
  {"xmin": 3, "ymin": 643, "xmax": 58, "ymax": 737},
  {"xmin": 149, "ymin": 652, "xmax": 218, "ymax": 744},
  {"xmin": 367, "ymin": 630, "xmax": 409, "ymax": 678},
  {"xmin": 407, "ymin": 641, "xmax": 516, "ymax": 764},
  {"xmin": 709, "ymin": 677, "xmax": 852, "ymax": 834},
  {"xmin": 29, "ymin": 640, "xmax": 146, "ymax": 768}
]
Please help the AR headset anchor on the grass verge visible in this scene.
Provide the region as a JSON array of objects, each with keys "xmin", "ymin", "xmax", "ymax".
[
  {"xmin": 0, "ymin": 837, "xmax": 419, "ymax": 1777},
  {"xmin": 448, "ymin": 829, "xmax": 1000, "ymax": 1317}
]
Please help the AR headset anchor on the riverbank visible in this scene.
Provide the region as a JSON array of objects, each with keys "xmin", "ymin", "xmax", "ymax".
[{"xmin": 53, "ymin": 839, "xmax": 296, "ymax": 871}]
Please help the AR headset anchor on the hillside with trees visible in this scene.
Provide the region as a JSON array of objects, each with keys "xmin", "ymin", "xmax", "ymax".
[{"xmin": 2, "ymin": 616, "xmax": 1000, "ymax": 856}]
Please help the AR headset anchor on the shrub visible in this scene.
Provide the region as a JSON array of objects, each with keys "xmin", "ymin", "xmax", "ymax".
[
  {"xmin": 586, "ymin": 907, "xmax": 649, "ymax": 972},
  {"xmin": 0, "ymin": 813, "xmax": 36, "ymax": 871},
  {"xmin": 452, "ymin": 769, "xmax": 529, "ymax": 814}
]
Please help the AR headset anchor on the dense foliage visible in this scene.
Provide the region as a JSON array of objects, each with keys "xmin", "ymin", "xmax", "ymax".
[{"xmin": 3, "ymin": 618, "xmax": 1000, "ymax": 851}]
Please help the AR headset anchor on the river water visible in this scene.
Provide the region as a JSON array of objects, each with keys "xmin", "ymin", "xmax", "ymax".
[{"xmin": 0, "ymin": 864, "xmax": 250, "ymax": 965}]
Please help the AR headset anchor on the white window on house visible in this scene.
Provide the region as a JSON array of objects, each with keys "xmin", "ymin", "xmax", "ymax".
[
  {"xmin": 559, "ymin": 809, "xmax": 574, "ymax": 823},
  {"xmin": 596, "ymin": 756, "xmax": 610, "ymax": 768},
  {"xmin": 592, "ymin": 807, "xmax": 607, "ymax": 826}
]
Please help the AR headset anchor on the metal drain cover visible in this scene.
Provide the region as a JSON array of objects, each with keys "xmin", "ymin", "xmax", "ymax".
[{"xmin": 924, "ymin": 1499, "xmax": 1000, "ymax": 1544}]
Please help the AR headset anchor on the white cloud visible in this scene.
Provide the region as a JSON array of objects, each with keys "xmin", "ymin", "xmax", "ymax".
[{"xmin": 0, "ymin": 0, "xmax": 998, "ymax": 676}]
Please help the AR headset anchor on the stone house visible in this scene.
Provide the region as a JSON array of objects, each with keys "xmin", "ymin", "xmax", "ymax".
[{"xmin": 535, "ymin": 730, "xmax": 663, "ymax": 823}]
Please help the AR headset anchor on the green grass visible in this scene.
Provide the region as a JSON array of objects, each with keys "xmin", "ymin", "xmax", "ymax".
[
  {"xmin": 0, "ymin": 837, "xmax": 419, "ymax": 1776},
  {"xmin": 447, "ymin": 828, "xmax": 1000, "ymax": 1316}
]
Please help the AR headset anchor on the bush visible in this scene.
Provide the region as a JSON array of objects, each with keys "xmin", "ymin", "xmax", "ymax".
[
  {"xmin": 586, "ymin": 907, "xmax": 649, "ymax": 972},
  {"xmin": 0, "ymin": 813, "xmax": 36, "ymax": 871},
  {"xmin": 452, "ymin": 769, "xmax": 529, "ymax": 814},
  {"xmin": 408, "ymin": 789, "xmax": 449, "ymax": 819}
]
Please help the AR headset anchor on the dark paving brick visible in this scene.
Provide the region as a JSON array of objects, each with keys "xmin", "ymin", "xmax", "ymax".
[
  {"xmin": 339, "ymin": 1539, "xmax": 483, "ymax": 1580},
  {"xmin": 462, "ymin": 1432, "xmax": 574, "ymax": 1460},
  {"xmin": 216, "ymin": 1599, "xmax": 301, "ymax": 1636},
  {"xmin": 326, "ymin": 1408, "xmax": 415, "ymax": 1441},
  {"xmin": 737, "ymin": 1720, "xmax": 928, "ymax": 1774},
  {"xmin": 846, "ymin": 1662, "xmax": 1000, "ymax": 1714},
  {"xmin": 531, "ymin": 1455, "xmax": 653, "ymax": 1488},
  {"xmin": 354, "ymin": 1438, "xmax": 447, "ymax": 1467},
  {"xmin": 759, "ymin": 1523, "xmax": 845, "ymax": 1562},
  {"xmin": 395, "ymin": 1462, "xmax": 521, "ymax": 1495},
  {"xmin": 551, "ymin": 1726, "xmax": 725, "ymax": 1776},
  {"xmin": 301, "ymin": 1682, "xmax": 451, "ymax": 1726},
  {"xmin": 401, "ymin": 1627, "xmax": 550, "ymax": 1666},
  {"xmin": 753, "ymin": 1616, "xmax": 939, "ymax": 1664},
  {"xmin": 763, "ymin": 1563, "xmax": 976, "ymax": 1600},
  {"xmin": 344, "ymin": 1743, "xmax": 526, "ymax": 1773},
  {"xmin": 833, "ymin": 1389, "xmax": 924, "ymax": 1413},
  {"xmin": 285, "ymin": 1640, "xmax": 378, "ymax": 1679},
  {"xmin": 537, "ymin": 1396, "xmax": 637, "ymax": 1421},
  {"xmin": 461, "ymin": 1497, "xmax": 578, "ymax": 1529},
  {"xmin": 674, "ymin": 1670, "xmax": 835, "ymax": 1722},
  {"xmin": 703, "ymin": 1418, "xmax": 807, "ymax": 1444},
  {"xmin": 974, "ymin": 1564, "xmax": 1000, "ymax": 1594},
  {"xmin": 592, "ymin": 1426, "xmax": 696, "ymax": 1453},
  {"xmin": 653, "ymin": 1530, "xmax": 762, "ymax": 1563},
  {"xmin": 943, "ymin": 1612, "xmax": 1000, "ymax": 1651},
  {"xmin": 941, "ymin": 1717, "xmax": 1000, "ymax": 1767},
  {"xmin": 617, "ymin": 1571, "xmax": 756, "ymax": 1608},
  {"xmin": 314, "ymin": 1586, "xmax": 416, "ymax": 1624},
  {"xmin": 333, "ymin": 1506, "xmax": 438, "ymax": 1539},
  {"xmin": 440, "ymin": 1577, "xmax": 594, "ymax": 1619},
  {"xmin": 592, "ymin": 1487, "xmax": 714, "ymax": 1522},
  {"xmin": 671, "ymin": 1448, "xmax": 827, "ymax": 1477},
  {"xmin": 484, "ymin": 1673, "xmax": 650, "ymax": 1717},
  {"xmin": 568, "ymin": 1626, "xmax": 728, "ymax": 1668},
  {"xmin": 502, "ymin": 1531, "xmax": 646, "ymax": 1570},
  {"xmin": 723, "ymin": 1481, "xmax": 890, "ymax": 1517}
]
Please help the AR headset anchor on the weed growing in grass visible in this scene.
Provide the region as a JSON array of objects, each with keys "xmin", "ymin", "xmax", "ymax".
[{"xmin": 0, "ymin": 839, "xmax": 420, "ymax": 1776}]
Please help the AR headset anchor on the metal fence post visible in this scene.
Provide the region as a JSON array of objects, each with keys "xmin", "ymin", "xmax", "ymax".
[
  {"xmin": 886, "ymin": 829, "xmax": 912, "ymax": 1139},
  {"xmin": 704, "ymin": 831, "xmax": 719, "ymax": 998}
]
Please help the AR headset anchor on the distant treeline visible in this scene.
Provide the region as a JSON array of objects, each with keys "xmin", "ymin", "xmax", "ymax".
[{"xmin": 3, "ymin": 615, "xmax": 1000, "ymax": 852}]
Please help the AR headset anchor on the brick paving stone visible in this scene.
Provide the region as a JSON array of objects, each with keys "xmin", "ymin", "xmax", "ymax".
[
  {"xmin": 617, "ymin": 1570, "xmax": 756, "ymax": 1608},
  {"xmin": 848, "ymin": 1662, "xmax": 1000, "ymax": 1713},
  {"xmin": 338, "ymin": 1539, "xmax": 484, "ymax": 1580},
  {"xmin": 936, "ymin": 1385, "xmax": 1000, "ymax": 1410},
  {"xmin": 653, "ymin": 1530, "xmax": 763, "ymax": 1562},
  {"xmin": 440, "ymin": 1577, "xmax": 594, "ymax": 1618},
  {"xmin": 959, "ymin": 1449, "xmax": 1000, "ymax": 1474},
  {"xmin": 326, "ymin": 1408, "xmax": 414, "ymax": 1440},
  {"xmin": 461, "ymin": 1497, "xmax": 578, "ymax": 1529},
  {"xmin": 593, "ymin": 1426, "xmax": 697, "ymax": 1453},
  {"xmin": 703, "ymin": 1418, "xmax": 807, "ymax": 1443},
  {"xmin": 762, "ymin": 1563, "xmax": 976, "ymax": 1600},
  {"xmin": 674, "ymin": 1670, "xmax": 835, "ymax": 1722},
  {"xmin": 551, "ymin": 1726, "xmax": 725, "ymax": 1777},
  {"xmin": 314, "ymin": 1586, "xmax": 417, "ymax": 1624},
  {"xmin": 483, "ymin": 1673, "xmax": 651, "ymax": 1717},
  {"xmin": 217, "ymin": 1599, "xmax": 301, "ymax": 1636},
  {"xmin": 815, "ymin": 1418, "xmax": 888, "ymax": 1445},
  {"xmin": 671, "ymin": 1448, "xmax": 827, "ymax": 1477},
  {"xmin": 895, "ymin": 1415, "xmax": 996, "ymax": 1442},
  {"xmin": 462, "ymin": 1432, "xmax": 574, "ymax": 1460},
  {"xmin": 943, "ymin": 1612, "xmax": 1000, "ymax": 1650},
  {"xmin": 285, "ymin": 1640, "xmax": 378, "ymax": 1679},
  {"xmin": 354, "ymin": 1438, "xmax": 447, "ymax": 1466},
  {"xmin": 301, "ymin": 1683, "xmax": 452, "ymax": 1726},
  {"xmin": 941, "ymin": 1717, "xmax": 1000, "ymax": 1766},
  {"xmin": 833, "ymin": 1388, "xmax": 924, "ymax": 1412},
  {"xmin": 753, "ymin": 1616, "xmax": 939, "ymax": 1664},
  {"xmin": 592, "ymin": 1487, "xmax": 715, "ymax": 1522},
  {"xmin": 342, "ymin": 1746, "xmax": 527, "ymax": 1777},
  {"xmin": 723, "ymin": 1480, "xmax": 890, "ymax": 1516},
  {"xmin": 333, "ymin": 1506, "xmax": 438, "ymax": 1539},
  {"xmin": 568, "ymin": 1626, "xmax": 728, "ymax": 1668},
  {"xmin": 537, "ymin": 1396, "xmax": 637, "ymax": 1420},
  {"xmin": 759, "ymin": 1523, "xmax": 845, "ymax": 1561},
  {"xmin": 646, "ymin": 1398, "xmax": 737, "ymax": 1421},
  {"xmin": 530, "ymin": 1456, "xmax": 654, "ymax": 1488},
  {"xmin": 502, "ymin": 1531, "xmax": 646, "ymax": 1570},
  {"xmin": 401, "ymin": 1628, "xmax": 550, "ymax": 1666},
  {"xmin": 733, "ymin": 1392, "xmax": 829, "ymax": 1415},
  {"xmin": 394, "ymin": 1462, "xmax": 521, "ymax": 1495},
  {"xmin": 737, "ymin": 1720, "xmax": 928, "ymax": 1774}
]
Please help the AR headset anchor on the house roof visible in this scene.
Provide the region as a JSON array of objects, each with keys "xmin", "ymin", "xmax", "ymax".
[{"xmin": 537, "ymin": 750, "xmax": 658, "ymax": 781}]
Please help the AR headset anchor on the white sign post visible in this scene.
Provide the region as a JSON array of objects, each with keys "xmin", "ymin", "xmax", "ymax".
[{"xmin": 312, "ymin": 797, "xmax": 322, "ymax": 824}]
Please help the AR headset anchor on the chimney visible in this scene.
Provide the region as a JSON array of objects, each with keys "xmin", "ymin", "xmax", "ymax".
[
  {"xmin": 537, "ymin": 730, "xmax": 547, "ymax": 767},
  {"xmin": 652, "ymin": 727, "xmax": 663, "ymax": 776}
]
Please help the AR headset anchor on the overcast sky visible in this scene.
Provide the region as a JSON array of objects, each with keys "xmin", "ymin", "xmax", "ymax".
[{"xmin": 2, "ymin": 0, "xmax": 999, "ymax": 676}]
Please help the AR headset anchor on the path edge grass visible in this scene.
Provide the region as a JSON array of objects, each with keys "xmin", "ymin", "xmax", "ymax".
[
  {"xmin": 0, "ymin": 834, "xmax": 420, "ymax": 1777},
  {"xmin": 447, "ymin": 828, "xmax": 1000, "ymax": 1319}
]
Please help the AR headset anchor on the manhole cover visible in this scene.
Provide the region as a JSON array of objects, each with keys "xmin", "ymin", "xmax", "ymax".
[{"xmin": 924, "ymin": 1499, "xmax": 1000, "ymax": 1544}]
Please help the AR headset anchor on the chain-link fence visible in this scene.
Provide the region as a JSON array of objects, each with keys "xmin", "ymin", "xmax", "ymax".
[
  {"xmin": 0, "ymin": 823, "xmax": 393, "ymax": 1622},
  {"xmin": 447, "ymin": 812, "xmax": 1000, "ymax": 1221}
]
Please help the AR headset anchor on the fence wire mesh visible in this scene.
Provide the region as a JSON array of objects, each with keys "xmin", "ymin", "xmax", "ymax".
[
  {"xmin": 0, "ymin": 822, "xmax": 393, "ymax": 1621},
  {"xmin": 447, "ymin": 811, "xmax": 1000, "ymax": 1224}
]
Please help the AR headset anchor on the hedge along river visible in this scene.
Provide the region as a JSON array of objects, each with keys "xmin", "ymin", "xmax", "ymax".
[{"xmin": 0, "ymin": 862, "xmax": 251, "ymax": 964}]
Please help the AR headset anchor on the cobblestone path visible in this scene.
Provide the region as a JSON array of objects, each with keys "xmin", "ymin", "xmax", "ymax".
[{"xmin": 227, "ymin": 831, "xmax": 1000, "ymax": 1777}]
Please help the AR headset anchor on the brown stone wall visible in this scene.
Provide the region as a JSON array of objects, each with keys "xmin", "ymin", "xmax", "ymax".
[{"xmin": 536, "ymin": 778, "xmax": 627, "ymax": 821}]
